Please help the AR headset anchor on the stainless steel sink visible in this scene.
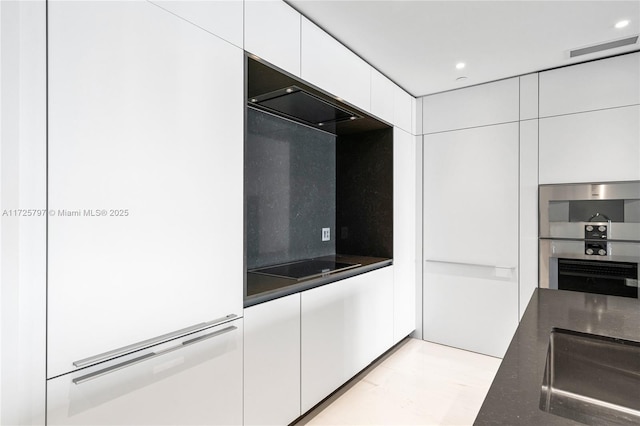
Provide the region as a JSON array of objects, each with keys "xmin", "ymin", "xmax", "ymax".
[{"xmin": 540, "ymin": 328, "xmax": 640, "ymax": 425}]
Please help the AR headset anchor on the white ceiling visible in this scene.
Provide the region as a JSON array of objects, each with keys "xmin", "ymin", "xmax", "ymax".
[{"xmin": 286, "ymin": 0, "xmax": 640, "ymax": 97}]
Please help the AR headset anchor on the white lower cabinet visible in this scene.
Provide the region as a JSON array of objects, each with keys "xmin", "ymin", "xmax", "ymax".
[
  {"xmin": 244, "ymin": 294, "xmax": 301, "ymax": 426},
  {"xmin": 46, "ymin": 319, "xmax": 243, "ymax": 425},
  {"xmin": 301, "ymin": 267, "xmax": 394, "ymax": 413}
]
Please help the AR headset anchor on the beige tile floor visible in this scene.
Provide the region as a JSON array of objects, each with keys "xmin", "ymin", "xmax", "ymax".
[{"xmin": 295, "ymin": 338, "xmax": 502, "ymax": 426}]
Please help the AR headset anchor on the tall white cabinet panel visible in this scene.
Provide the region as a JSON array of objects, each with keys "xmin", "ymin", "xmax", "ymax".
[
  {"xmin": 301, "ymin": 267, "xmax": 393, "ymax": 413},
  {"xmin": 301, "ymin": 17, "xmax": 371, "ymax": 112},
  {"xmin": 245, "ymin": 0, "xmax": 301, "ymax": 77},
  {"xmin": 47, "ymin": 319, "xmax": 243, "ymax": 425},
  {"xmin": 149, "ymin": 0, "xmax": 243, "ymax": 48},
  {"xmin": 423, "ymin": 123, "xmax": 519, "ymax": 266},
  {"xmin": 48, "ymin": 1, "xmax": 243, "ymax": 378},
  {"xmin": 423, "ymin": 262, "xmax": 518, "ymax": 357},
  {"xmin": 539, "ymin": 52, "xmax": 640, "ymax": 117},
  {"xmin": 519, "ymin": 120, "xmax": 539, "ymax": 318},
  {"xmin": 423, "ymin": 123, "xmax": 519, "ymax": 357},
  {"xmin": 519, "ymin": 73, "xmax": 539, "ymax": 120},
  {"xmin": 394, "ymin": 85, "xmax": 414, "ymax": 134},
  {"xmin": 539, "ymin": 105, "xmax": 640, "ymax": 184},
  {"xmin": 244, "ymin": 294, "xmax": 301, "ymax": 426},
  {"xmin": 422, "ymin": 78, "xmax": 519, "ymax": 133},
  {"xmin": 393, "ymin": 128, "xmax": 417, "ymax": 342},
  {"xmin": 371, "ymin": 69, "xmax": 395, "ymax": 124}
]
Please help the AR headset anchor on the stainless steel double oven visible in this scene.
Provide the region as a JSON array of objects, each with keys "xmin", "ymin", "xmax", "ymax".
[{"xmin": 539, "ymin": 181, "xmax": 640, "ymax": 298}]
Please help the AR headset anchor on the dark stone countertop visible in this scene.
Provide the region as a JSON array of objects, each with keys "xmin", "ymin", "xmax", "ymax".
[
  {"xmin": 244, "ymin": 254, "xmax": 392, "ymax": 308},
  {"xmin": 474, "ymin": 288, "xmax": 640, "ymax": 425}
]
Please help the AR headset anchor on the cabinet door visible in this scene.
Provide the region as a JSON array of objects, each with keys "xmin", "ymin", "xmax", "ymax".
[
  {"xmin": 539, "ymin": 105, "xmax": 640, "ymax": 184},
  {"xmin": 371, "ymin": 69, "xmax": 395, "ymax": 124},
  {"xmin": 422, "ymin": 78, "xmax": 519, "ymax": 133},
  {"xmin": 423, "ymin": 262, "xmax": 518, "ymax": 358},
  {"xmin": 393, "ymin": 128, "xmax": 417, "ymax": 342},
  {"xmin": 423, "ymin": 123, "xmax": 519, "ymax": 357},
  {"xmin": 245, "ymin": 0, "xmax": 301, "ymax": 77},
  {"xmin": 301, "ymin": 17, "xmax": 371, "ymax": 112},
  {"xmin": 394, "ymin": 86, "xmax": 413, "ymax": 134},
  {"xmin": 539, "ymin": 52, "xmax": 640, "ymax": 117},
  {"xmin": 149, "ymin": 0, "xmax": 243, "ymax": 48},
  {"xmin": 301, "ymin": 267, "xmax": 393, "ymax": 413},
  {"xmin": 48, "ymin": 0, "xmax": 243, "ymax": 378},
  {"xmin": 244, "ymin": 294, "xmax": 301, "ymax": 426},
  {"xmin": 423, "ymin": 123, "xmax": 519, "ymax": 267},
  {"xmin": 47, "ymin": 319, "xmax": 243, "ymax": 425}
]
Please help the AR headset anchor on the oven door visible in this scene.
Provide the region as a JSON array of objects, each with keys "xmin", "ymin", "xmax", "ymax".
[{"xmin": 555, "ymin": 258, "xmax": 639, "ymax": 298}]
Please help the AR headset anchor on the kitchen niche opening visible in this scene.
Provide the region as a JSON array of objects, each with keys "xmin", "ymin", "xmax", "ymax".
[{"xmin": 244, "ymin": 56, "xmax": 393, "ymax": 305}]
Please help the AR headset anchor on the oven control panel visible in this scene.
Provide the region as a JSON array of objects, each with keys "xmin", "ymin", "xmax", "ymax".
[{"xmin": 585, "ymin": 225, "xmax": 607, "ymax": 255}]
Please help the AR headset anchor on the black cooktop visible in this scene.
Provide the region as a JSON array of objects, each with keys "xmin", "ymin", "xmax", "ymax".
[{"xmin": 250, "ymin": 259, "xmax": 361, "ymax": 281}]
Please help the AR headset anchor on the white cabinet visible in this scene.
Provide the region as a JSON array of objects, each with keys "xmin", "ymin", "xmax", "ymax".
[
  {"xmin": 394, "ymin": 85, "xmax": 414, "ymax": 134},
  {"xmin": 422, "ymin": 78, "xmax": 519, "ymax": 133},
  {"xmin": 47, "ymin": 0, "xmax": 243, "ymax": 378},
  {"xmin": 539, "ymin": 105, "xmax": 640, "ymax": 184},
  {"xmin": 423, "ymin": 262, "xmax": 518, "ymax": 357},
  {"xmin": 371, "ymin": 69, "xmax": 395, "ymax": 124},
  {"xmin": 245, "ymin": 0, "xmax": 301, "ymax": 77},
  {"xmin": 393, "ymin": 128, "xmax": 417, "ymax": 342},
  {"xmin": 519, "ymin": 120, "xmax": 539, "ymax": 318},
  {"xmin": 423, "ymin": 123, "xmax": 519, "ymax": 357},
  {"xmin": 301, "ymin": 17, "xmax": 371, "ymax": 112},
  {"xmin": 539, "ymin": 52, "xmax": 640, "ymax": 117},
  {"xmin": 47, "ymin": 319, "xmax": 243, "ymax": 425},
  {"xmin": 149, "ymin": 0, "xmax": 243, "ymax": 48},
  {"xmin": 519, "ymin": 73, "xmax": 539, "ymax": 120},
  {"xmin": 423, "ymin": 123, "xmax": 519, "ymax": 266},
  {"xmin": 301, "ymin": 267, "xmax": 393, "ymax": 413},
  {"xmin": 244, "ymin": 294, "xmax": 301, "ymax": 426}
]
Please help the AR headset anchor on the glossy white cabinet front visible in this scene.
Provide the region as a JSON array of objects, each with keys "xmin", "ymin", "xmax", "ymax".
[
  {"xmin": 423, "ymin": 123, "xmax": 519, "ymax": 357},
  {"xmin": 393, "ymin": 128, "xmax": 417, "ymax": 343},
  {"xmin": 301, "ymin": 267, "xmax": 393, "ymax": 413},
  {"xmin": 47, "ymin": 0, "xmax": 243, "ymax": 378},
  {"xmin": 47, "ymin": 319, "xmax": 242, "ymax": 425},
  {"xmin": 244, "ymin": 294, "xmax": 301, "ymax": 426}
]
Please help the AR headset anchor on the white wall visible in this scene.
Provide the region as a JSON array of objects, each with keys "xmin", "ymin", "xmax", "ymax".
[{"xmin": 0, "ymin": 1, "xmax": 47, "ymax": 424}]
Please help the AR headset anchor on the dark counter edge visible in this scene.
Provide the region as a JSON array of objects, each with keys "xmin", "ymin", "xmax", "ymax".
[{"xmin": 244, "ymin": 256, "xmax": 393, "ymax": 308}]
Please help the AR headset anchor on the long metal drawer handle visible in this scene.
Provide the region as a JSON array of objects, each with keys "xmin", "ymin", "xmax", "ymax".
[
  {"xmin": 73, "ymin": 325, "xmax": 237, "ymax": 385},
  {"xmin": 73, "ymin": 314, "xmax": 237, "ymax": 368},
  {"xmin": 425, "ymin": 259, "xmax": 516, "ymax": 270}
]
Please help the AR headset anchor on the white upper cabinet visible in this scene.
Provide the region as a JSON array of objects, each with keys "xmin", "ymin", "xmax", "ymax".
[
  {"xmin": 245, "ymin": 0, "xmax": 301, "ymax": 77},
  {"xmin": 422, "ymin": 78, "xmax": 519, "ymax": 133},
  {"xmin": 539, "ymin": 105, "xmax": 640, "ymax": 184},
  {"xmin": 394, "ymin": 85, "xmax": 414, "ymax": 134},
  {"xmin": 423, "ymin": 123, "xmax": 520, "ymax": 267},
  {"xmin": 539, "ymin": 52, "xmax": 640, "ymax": 117},
  {"xmin": 393, "ymin": 128, "xmax": 417, "ymax": 342},
  {"xmin": 371, "ymin": 69, "xmax": 395, "ymax": 124},
  {"xmin": 149, "ymin": 0, "xmax": 243, "ymax": 48},
  {"xmin": 301, "ymin": 17, "xmax": 371, "ymax": 112},
  {"xmin": 519, "ymin": 73, "xmax": 539, "ymax": 120},
  {"xmin": 48, "ymin": 0, "xmax": 243, "ymax": 378}
]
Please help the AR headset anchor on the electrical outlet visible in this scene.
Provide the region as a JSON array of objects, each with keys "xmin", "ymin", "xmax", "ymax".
[{"xmin": 322, "ymin": 228, "xmax": 330, "ymax": 241}]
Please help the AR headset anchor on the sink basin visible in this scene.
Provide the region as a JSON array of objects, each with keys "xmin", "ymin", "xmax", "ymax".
[{"xmin": 540, "ymin": 328, "xmax": 640, "ymax": 425}]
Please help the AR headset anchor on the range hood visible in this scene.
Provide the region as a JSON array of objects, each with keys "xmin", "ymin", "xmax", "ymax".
[{"xmin": 248, "ymin": 85, "xmax": 361, "ymax": 129}]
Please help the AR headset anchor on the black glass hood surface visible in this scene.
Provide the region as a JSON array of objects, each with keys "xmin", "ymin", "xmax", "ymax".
[
  {"xmin": 250, "ymin": 86, "xmax": 358, "ymax": 128},
  {"xmin": 247, "ymin": 56, "xmax": 390, "ymax": 135}
]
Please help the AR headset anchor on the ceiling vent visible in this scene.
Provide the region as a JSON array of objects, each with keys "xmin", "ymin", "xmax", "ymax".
[{"xmin": 569, "ymin": 35, "xmax": 639, "ymax": 58}]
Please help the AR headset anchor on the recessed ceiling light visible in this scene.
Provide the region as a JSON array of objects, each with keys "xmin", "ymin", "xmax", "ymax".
[
  {"xmin": 615, "ymin": 20, "xmax": 630, "ymax": 29},
  {"xmin": 456, "ymin": 62, "xmax": 466, "ymax": 70}
]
